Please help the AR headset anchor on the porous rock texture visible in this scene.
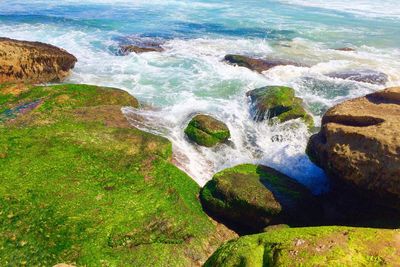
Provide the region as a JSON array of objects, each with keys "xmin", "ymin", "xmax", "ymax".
[
  {"xmin": 307, "ymin": 87, "xmax": 400, "ymax": 211},
  {"xmin": 0, "ymin": 37, "xmax": 77, "ymax": 83}
]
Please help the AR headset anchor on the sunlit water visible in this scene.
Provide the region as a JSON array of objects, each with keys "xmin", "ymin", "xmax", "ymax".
[{"xmin": 1, "ymin": 0, "xmax": 399, "ymax": 194}]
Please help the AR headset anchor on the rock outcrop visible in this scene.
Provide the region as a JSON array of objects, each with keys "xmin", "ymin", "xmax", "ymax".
[
  {"xmin": 185, "ymin": 114, "xmax": 230, "ymax": 147},
  {"xmin": 0, "ymin": 83, "xmax": 236, "ymax": 266},
  {"xmin": 0, "ymin": 37, "xmax": 77, "ymax": 83},
  {"xmin": 224, "ymin": 54, "xmax": 301, "ymax": 73},
  {"xmin": 119, "ymin": 44, "xmax": 163, "ymax": 54},
  {"xmin": 204, "ymin": 226, "xmax": 400, "ymax": 267},
  {"xmin": 307, "ymin": 87, "xmax": 400, "ymax": 211},
  {"xmin": 334, "ymin": 47, "xmax": 356, "ymax": 52},
  {"xmin": 200, "ymin": 164, "xmax": 321, "ymax": 232},
  {"xmin": 327, "ymin": 69, "xmax": 388, "ymax": 85},
  {"xmin": 247, "ymin": 86, "xmax": 314, "ymax": 129}
]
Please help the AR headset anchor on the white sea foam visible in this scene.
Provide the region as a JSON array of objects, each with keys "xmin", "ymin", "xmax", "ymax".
[
  {"xmin": 1, "ymin": 13, "xmax": 399, "ymax": 194},
  {"xmin": 279, "ymin": 0, "xmax": 400, "ymax": 19}
]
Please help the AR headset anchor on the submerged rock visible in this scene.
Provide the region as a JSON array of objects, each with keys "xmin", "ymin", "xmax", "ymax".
[
  {"xmin": 334, "ymin": 47, "xmax": 356, "ymax": 52},
  {"xmin": 119, "ymin": 44, "xmax": 163, "ymax": 54},
  {"xmin": 185, "ymin": 114, "xmax": 230, "ymax": 147},
  {"xmin": 204, "ymin": 226, "xmax": 400, "ymax": 266},
  {"xmin": 247, "ymin": 86, "xmax": 314, "ymax": 129},
  {"xmin": 307, "ymin": 87, "xmax": 400, "ymax": 211},
  {"xmin": 224, "ymin": 54, "xmax": 301, "ymax": 73},
  {"xmin": 327, "ymin": 69, "xmax": 388, "ymax": 85},
  {"xmin": 200, "ymin": 164, "xmax": 321, "ymax": 232},
  {"xmin": 0, "ymin": 37, "xmax": 77, "ymax": 84}
]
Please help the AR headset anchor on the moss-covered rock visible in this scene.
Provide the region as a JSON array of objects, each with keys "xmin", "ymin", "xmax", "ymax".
[
  {"xmin": 205, "ymin": 226, "xmax": 400, "ymax": 267},
  {"xmin": 0, "ymin": 83, "xmax": 236, "ymax": 266},
  {"xmin": 200, "ymin": 164, "xmax": 321, "ymax": 232},
  {"xmin": 247, "ymin": 86, "xmax": 314, "ymax": 129},
  {"xmin": 185, "ymin": 114, "xmax": 230, "ymax": 147}
]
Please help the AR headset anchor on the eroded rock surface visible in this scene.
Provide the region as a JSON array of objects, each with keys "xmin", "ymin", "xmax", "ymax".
[
  {"xmin": 0, "ymin": 37, "xmax": 77, "ymax": 83},
  {"xmin": 307, "ymin": 87, "xmax": 400, "ymax": 210}
]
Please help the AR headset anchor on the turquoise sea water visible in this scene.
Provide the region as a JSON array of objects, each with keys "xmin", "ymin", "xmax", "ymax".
[{"xmin": 1, "ymin": 0, "xmax": 399, "ymax": 193}]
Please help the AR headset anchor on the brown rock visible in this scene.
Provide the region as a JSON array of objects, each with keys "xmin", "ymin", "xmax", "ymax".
[
  {"xmin": 327, "ymin": 69, "xmax": 388, "ymax": 85},
  {"xmin": 334, "ymin": 47, "xmax": 356, "ymax": 52},
  {"xmin": 224, "ymin": 54, "xmax": 302, "ymax": 73},
  {"xmin": 120, "ymin": 44, "xmax": 163, "ymax": 54},
  {"xmin": 307, "ymin": 87, "xmax": 400, "ymax": 210},
  {"xmin": 0, "ymin": 37, "xmax": 77, "ymax": 83}
]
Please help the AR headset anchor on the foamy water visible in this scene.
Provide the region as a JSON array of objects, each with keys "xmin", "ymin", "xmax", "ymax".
[{"xmin": 1, "ymin": 0, "xmax": 399, "ymax": 194}]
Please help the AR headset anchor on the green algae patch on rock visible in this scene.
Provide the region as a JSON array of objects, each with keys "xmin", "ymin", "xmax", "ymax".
[
  {"xmin": 200, "ymin": 164, "xmax": 320, "ymax": 232},
  {"xmin": 0, "ymin": 83, "xmax": 236, "ymax": 266},
  {"xmin": 205, "ymin": 226, "xmax": 400, "ymax": 267},
  {"xmin": 185, "ymin": 114, "xmax": 230, "ymax": 147},
  {"xmin": 247, "ymin": 86, "xmax": 314, "ymax": 129}
]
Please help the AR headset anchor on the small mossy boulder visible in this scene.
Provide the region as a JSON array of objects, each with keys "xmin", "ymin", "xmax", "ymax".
[
  {"xmin": 185, "ymin": 114, "xmax": 230, "ymax": 147},
  {"xmin": 247, "ymin": 86, "xmax": 314, "ymax": 129},
  {"xmin": 205, "ymin": 226, "xmax": 400, "ymax": 267},
  {"xmin": 200, "ymin": 164, "xmax": 321, "ymax": 232}
]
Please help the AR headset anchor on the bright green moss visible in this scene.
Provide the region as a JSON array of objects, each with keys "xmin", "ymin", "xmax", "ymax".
[
  {"xmin": 247, "ymin": 86, "xmax": 314, "ymax": 129},
  {"xmin": 205, "ymin": 226, "xmax": 400, "ymax": 267},
  {"xmin": 200, "ymin": 164, "xmax": 319, "ymax": 232},
  {"xmin": 0, "ymin": 83, "xmax": 226, "ymax": 266},
  {"xmin": 185, "ymin": 114, "xmax": 230, "ymax": 147}
]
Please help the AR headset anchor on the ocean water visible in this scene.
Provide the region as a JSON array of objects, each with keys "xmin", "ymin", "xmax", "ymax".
[{"xmin": 1, "ymin": 0, "xmax": 399, "ymax": 193}]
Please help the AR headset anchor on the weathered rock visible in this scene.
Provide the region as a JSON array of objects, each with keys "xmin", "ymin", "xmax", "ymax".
[
  {"xmin": 224, "ymin": 54, "xmax": 301, "ymax": 73},
  {"xmin": 307, "ymin": 87, "xmax": 400, "ymax": 211},
  {"xmin": 247, "ymin": 86, "xmax": 314, "ymax": 129},
  {"xmin": 327, "ymin": 69, "xmax": 388, "ymax": 85},
  {"xmin": 204, "ymin": 226, "xmax": 400, "ymax": 267},
  {"xmin": 119, "ymin": 44, "xmax": 163, "ymax": 54},
  {"xmin": 200, "ymin": 164, "xmax": 321, "ymax": 232},
  {"xmin": 185, "ymin": 114, "xmax": 230, "ymax": 147},
  {"xmin": 0, "ymin": 37, "xmax": 77, "ymax": 83},
  {"xmin": 334, "ymin": 47, "xmax": 356, "ymax": 52}
]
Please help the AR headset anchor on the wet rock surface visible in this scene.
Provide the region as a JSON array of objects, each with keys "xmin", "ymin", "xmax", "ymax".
[
  {"xmin": 200, "ymin": 164, "xmax": 321, "ymax": 233},
  {"xmin": 327, "ymin": 69, "xmax": 388, "ymax": 85},
  {"xmin": 247, "ymin": 86, "xmax": 314, "ymax": 129},
  {"xmin": 185, "ymin": 114, "xmax": 230, "ymax": 147},
  {"xmin": 224, "ymin": 54, "xmax": 302, "ymax": 73}
]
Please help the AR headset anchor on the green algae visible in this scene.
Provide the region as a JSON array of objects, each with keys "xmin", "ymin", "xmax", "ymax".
[
  {"xmin": 205, "ymin": 226, "xmax": 400, "ymax": 267},
  {"xmin": 247, "ymin": 86, "xmax": 314, "ymax": 129},
  {"xmin": 185, "ymin": 114, "xmax": 230, "ymax": 147},
  {"xmin": 0, "ymin": 83, "xmax": 227, "ymax": 266},
  {"xmin": 200, "ymin": 164, "xmax": 320, "ymax": 232}
]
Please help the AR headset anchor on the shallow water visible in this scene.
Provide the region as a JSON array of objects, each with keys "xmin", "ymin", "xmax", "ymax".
[{"xmin": 1, "ymin": 0, "xmax": 399, "ymax": 193}]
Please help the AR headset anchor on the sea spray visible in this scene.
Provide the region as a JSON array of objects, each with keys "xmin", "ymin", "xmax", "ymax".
[{"xmin": 1, "ymin": 0, "xmax": 399, "ymax": 194}]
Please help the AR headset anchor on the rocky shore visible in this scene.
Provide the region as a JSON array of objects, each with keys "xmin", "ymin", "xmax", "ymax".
[{"xmin": 1, "ymin": 37, "xmax": 399, "ymax": 266}]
